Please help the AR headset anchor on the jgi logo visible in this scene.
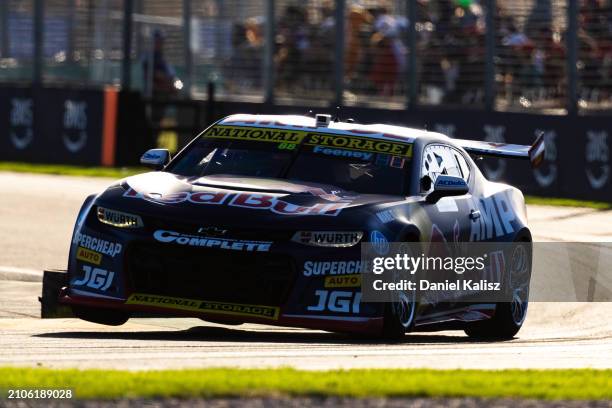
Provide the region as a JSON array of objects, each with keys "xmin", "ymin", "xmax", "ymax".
[
  {"xmin": 9, "ymin": 98, "xmax": 34, "ymax": 150},
  {"xmin": 307, "ymin": 290, "xmax": 361, "ymax": 314},
  {"xmin": 63, "ymin": 100, "xmax": 88, "ymax": 153},
  {"xmin": 585, "ymin": 130, "xmax": 609, "ymax": 190},
  {"xmin": 73, "ymin": 265, "xmax": 115, "ymax": 292}
]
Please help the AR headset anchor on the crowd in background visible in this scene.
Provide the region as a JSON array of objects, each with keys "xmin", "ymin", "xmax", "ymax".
[
  {"xmin": 5, "ymin": 0, "xmax": 612, "ymax": 109},
  {"xmin": 225, "ymin": 0, "xmax": 612, "ymax": 107}
]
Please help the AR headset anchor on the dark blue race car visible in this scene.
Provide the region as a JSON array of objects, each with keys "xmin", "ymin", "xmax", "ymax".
[{"xmin": 60, "ymin": 113, "xmax": 544, "ymax": 339}]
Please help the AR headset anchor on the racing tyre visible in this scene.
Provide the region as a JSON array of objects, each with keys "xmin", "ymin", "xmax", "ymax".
[
  {"xmin": 382, "ymin": 291, "xmax": 416, "ymax": 340},
  {"xmin": 72, "ymin": 305, "xmax": 129, "ymax": 326},
  {"xmin": 465, "ymin": 236, "xmax": 532, "ymax": 340}
]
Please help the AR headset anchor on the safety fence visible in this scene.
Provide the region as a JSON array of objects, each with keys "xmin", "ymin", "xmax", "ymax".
[{"xmin": 1, "ymin": 0, "xmax": 611, "ymax": 114}]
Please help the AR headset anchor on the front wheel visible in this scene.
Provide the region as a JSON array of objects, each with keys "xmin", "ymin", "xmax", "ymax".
[
  {"xmin": 465, "ymin": 237, "xmax": 531, "ymax": 339},
  {"xmin": 72, "ymin": 305, "xmax": 130, "ymax": 326},
  {"xmin": 382, "ymin": 291, "xmax": 417, "ymax": 340}
]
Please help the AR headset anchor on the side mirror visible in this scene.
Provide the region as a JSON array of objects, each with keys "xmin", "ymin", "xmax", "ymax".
[
  {"xmin": 425, "ymin": 175, "xmax": 469, "ymax": 204},
  {"xmin": 140, "ymin": 149, "xmax": 170, "ymax": 170}
]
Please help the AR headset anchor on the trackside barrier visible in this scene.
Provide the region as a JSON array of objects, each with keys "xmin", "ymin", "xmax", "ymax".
[
  {"xmin": 0, "ymin": 87, "xmax": 609, "ymax": 202},
  {"xmin": 0, "ymin": 86, "xmax": 202, "ymax": 167},
  {"xmin": 0, "ymin": 85, "xmax": 109, "ymax": 165}
]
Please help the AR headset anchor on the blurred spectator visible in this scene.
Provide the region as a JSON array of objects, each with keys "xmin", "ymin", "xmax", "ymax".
[
  {"xmin": 226, "ymin": 17, "xmax": 264, "ymax": 92},
  {"xmin": 578, "ymin": 0, "xmax": 612, "ymax": 103},
  {"xmin": 367, "ymin": 7, "xmax": 407, "ymax": 96},
  {"xmin": 419, "ymin": 0, "xmax": 485, "ymax": 105},
  {"xmin": 534, "ymin": 26, "xmax": 565, "ymax": 96},
  {"xmin": 302, "ymin": 2, "xmax": 335, "ymax": 91},
  {"xmin": 142, "ymin": 29, "xmax": 178, "ymax": 98},
  {"xmin": 142, "ymin": 29, "xmax": 179, "ymax": 149},
  {"xmin": 345, "ymin": 5, "xmax": 372, "ymax": 83},
  {"xmin": 276, "ymin": 5, "xmax": 310, "ymax": 90},
  {"xmin": 524, "ymin": 0, "xmax": 552, "ymax": 40}
]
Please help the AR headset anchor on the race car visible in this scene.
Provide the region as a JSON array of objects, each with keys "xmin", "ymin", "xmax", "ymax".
[{"xmin": 60, "ymin": 113, "xmax": 544, "ymax": 339}]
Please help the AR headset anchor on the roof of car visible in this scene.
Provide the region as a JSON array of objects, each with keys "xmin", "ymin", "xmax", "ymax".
[{"xmin": 219, "ymin": 114, "xmax": 448, "ymax": 144}]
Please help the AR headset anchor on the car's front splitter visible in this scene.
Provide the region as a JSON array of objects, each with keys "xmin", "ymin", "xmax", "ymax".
[{"xmin": 59, "ymin": 288, "xmax": 384, "ymax": 335}]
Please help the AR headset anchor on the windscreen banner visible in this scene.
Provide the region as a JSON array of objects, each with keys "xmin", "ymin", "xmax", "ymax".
[{"xmin": 214, "ymin": 101, "xmax": 612, "ymax": 202}]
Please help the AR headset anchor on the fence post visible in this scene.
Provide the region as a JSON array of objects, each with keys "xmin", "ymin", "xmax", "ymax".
[
  {"xmin": 484, "ymin": 0, "xmax": 495, "ymax": 111},
  {"xmin": 182, "ymin": 0, "xmax": 193, "ymax": 97},
  {"xmin": 333, "ymin": 0, "xmax": 345, "ymax": 108},
  {"xmin": 33, "ymin": 0, "xmax": 44, "ymax": 85},
  {"xmin": 67, "ymin": 0, "xmax": 75, "ymax": 69},
  {"xmin": 121, "ymin": 0, "xmax": 133, "ymax": 91},
  {"xmin": 263, "ymin": 0, "xmax": 275, "ymax": 105},
  {"xmin": 407, "ymin": 0, "xmax": 417, "ymax": 110},
  {"xmin": 214, "ymin": 0, "xmax": 224, "ymax": 79},
  {"xmin": 0, "ymin": 1, "xmax": 8, "ymax": 58},
  {"xmin": 566, "ymin": 0, "xmax": 578, "ymax": 115}
]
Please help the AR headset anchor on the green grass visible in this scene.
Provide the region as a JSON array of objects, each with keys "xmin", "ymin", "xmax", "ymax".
[
  {"xmin": 0, "ymin": 368, "xmax": 611, "ymax": 400},
  {"xmin": 0, "ymin": 162, "xmax": 610, "ymax": 209},
  {"xmin": 0, "ymin": 162, "xmax": 146, "ymax": 179},
  {"xmin": 524, "ymin": 195, "xmax": 612, "ymax": 210}
]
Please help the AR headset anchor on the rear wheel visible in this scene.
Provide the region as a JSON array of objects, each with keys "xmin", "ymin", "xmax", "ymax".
[
  {"xmin": 72, "ymin": 305, "xmax": 129, "ymax": 326},
  {"xmin": 465, "ymin": 236, "xmax": 531, "ymax": 339}
]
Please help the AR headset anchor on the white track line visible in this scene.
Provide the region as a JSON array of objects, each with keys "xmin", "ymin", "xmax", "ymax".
[{"xmin": 0, "ymin": 266, "xmax": 42, "ymax": 282}]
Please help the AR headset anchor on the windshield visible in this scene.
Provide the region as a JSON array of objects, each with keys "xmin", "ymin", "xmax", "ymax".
[{"xmin": 169, "ymin": 125, "xmax": 413, "ymax": 195}]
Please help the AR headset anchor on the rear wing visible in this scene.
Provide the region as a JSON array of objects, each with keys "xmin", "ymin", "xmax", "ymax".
[{"xmin": 454, "ymin": 133, "xmax": 546, "ymax": 168}]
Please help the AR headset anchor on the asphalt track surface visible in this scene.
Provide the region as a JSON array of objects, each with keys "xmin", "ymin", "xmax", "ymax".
[{"xmin": 1, "ymin": 171, "xmax": 611, "ymax": 370}]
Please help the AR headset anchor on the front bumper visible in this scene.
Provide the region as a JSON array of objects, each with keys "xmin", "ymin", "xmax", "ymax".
[{"xmin": 62, "ymin": 219, "xmax": 384, "ymax": 335}]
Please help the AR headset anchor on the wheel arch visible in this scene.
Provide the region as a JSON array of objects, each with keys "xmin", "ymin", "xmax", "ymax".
[
  {"xmin": 398, "ymin": 223, "xmax": 421, "ymax": 242},
  {"xmin": 514, "ymin": 227, "xmax": 532, "ymax": 243}
]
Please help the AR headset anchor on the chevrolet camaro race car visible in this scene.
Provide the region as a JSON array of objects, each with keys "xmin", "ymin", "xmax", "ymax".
[{"xmin": 60, "ymin": 113, "xmax": 545, "ymax": 339}]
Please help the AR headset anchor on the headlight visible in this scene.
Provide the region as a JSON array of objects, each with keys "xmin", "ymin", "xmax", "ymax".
[
  {"xmin": 291, "ymin": 231, "xmax": 363, "ymax": 247},
  {"xmin": 97, "ymin": 207, "xmax": 143, "ymax": 228}
]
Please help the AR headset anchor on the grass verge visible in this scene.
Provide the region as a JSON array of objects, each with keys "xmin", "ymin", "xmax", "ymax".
[
  {"xmin": 1, "ymin": 368, "xmax": 611, "ymax": 400},
  {"xmin": 0, "ymin": 162, "xmax": 145, "ymax": 179},
  {"xmin": 525, "ymin": 195, "xmax": 612, "ymax": 210}
]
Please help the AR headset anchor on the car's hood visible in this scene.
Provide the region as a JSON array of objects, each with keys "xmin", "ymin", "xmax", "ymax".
[{"xmin": 97, "ymin": 172, "xmax": 402, "ymax": 228}]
